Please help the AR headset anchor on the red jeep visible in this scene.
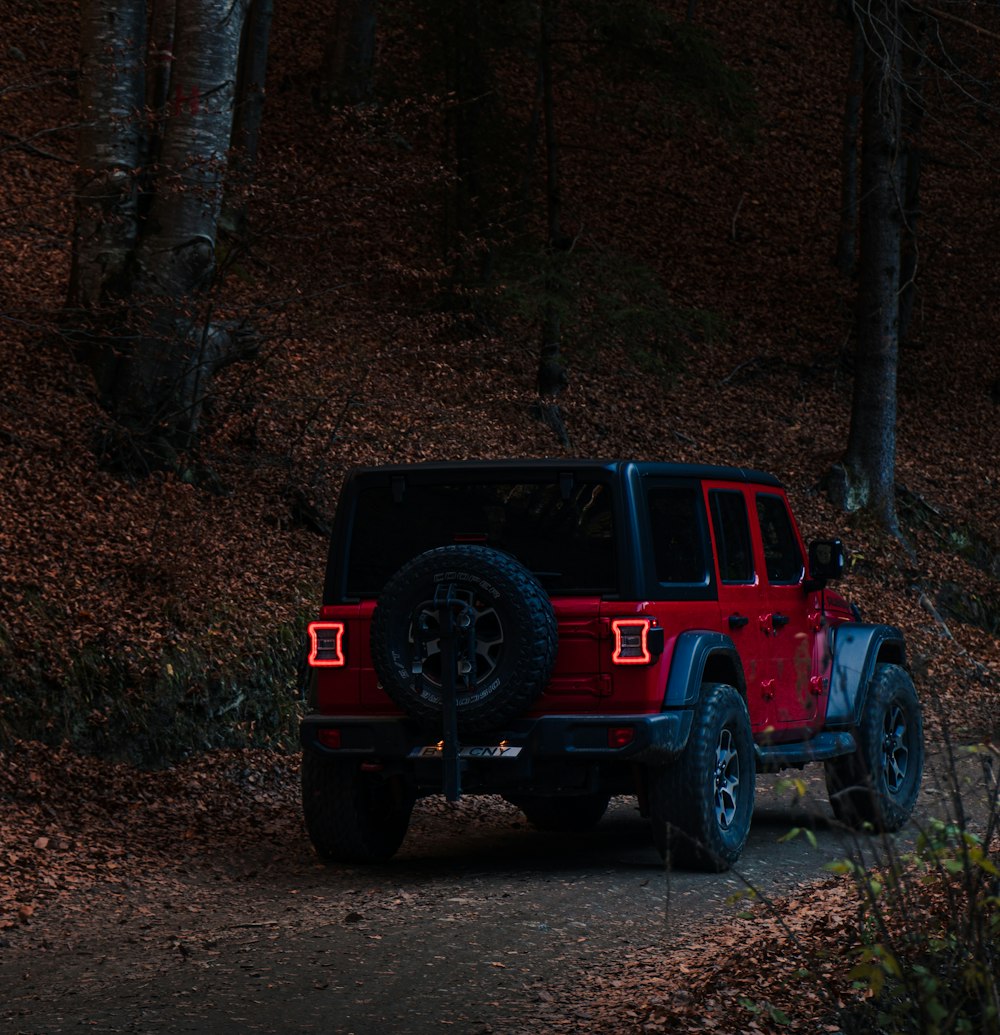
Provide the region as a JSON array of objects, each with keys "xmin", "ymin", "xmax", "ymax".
[{"xmin": 301, "ymin": 461, "xmax": 923, "ymax": 870}]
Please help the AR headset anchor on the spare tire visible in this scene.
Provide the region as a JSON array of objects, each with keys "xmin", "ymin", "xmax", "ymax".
[{"xmin": 370, "ymin": 546, "xmax": 557, "ymax": 733}]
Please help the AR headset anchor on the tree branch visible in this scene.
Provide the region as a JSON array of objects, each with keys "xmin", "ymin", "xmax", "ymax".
[
  {"xmin": 923, "ymin": 4, "xmax": 1000, "ymax": 43},
  {"xmin": 0, "ymin": 127, "xmax": 75, "ymax": 164}
]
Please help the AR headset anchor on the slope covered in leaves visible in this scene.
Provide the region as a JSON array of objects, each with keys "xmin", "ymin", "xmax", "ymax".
[{"xmin": 0, "ymin": 0, "xmax": 998, "ymax": 750}]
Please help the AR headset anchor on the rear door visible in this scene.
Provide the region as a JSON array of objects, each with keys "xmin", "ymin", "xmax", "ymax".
[
  {"xmin": 629, "ymin": 479, "xmax": 722, "ymax": 711},
  {"xmin": 752, "ymin": 491, "xmax": 820, "ymax": 737},
  {"xmin": 704, "ymin": 484, "xmax": 774, "ymax": 732}
]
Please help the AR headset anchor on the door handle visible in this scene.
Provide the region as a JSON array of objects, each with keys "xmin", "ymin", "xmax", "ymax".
[
  {"xmin": 773, "ymin": 613, "xmax": 790, "ymax": 628},
  {"xmin": 728, "ymin": 614, "xmax": 749, "ymax": 629}
]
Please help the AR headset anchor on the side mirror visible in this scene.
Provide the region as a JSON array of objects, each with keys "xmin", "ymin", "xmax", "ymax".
[{"xmin": 808, "ymin": 539, "xmax": 845, "ymax": 582}]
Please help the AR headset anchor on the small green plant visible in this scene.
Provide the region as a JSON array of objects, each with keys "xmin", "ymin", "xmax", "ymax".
[
  {"xmin": 833, "ymin": 741, "xmax": 1000, "ymax": 1034},
  {"xmin": 738, "ymin": 997, "xmax": 793, "ymax": 1027}
]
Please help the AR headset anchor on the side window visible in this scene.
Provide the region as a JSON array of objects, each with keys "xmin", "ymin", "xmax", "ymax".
[
  {"xmin": 755, "ymin": 494, "xmax": 804, "ymax": 584},
  {"xmin": 709, "ymin": 490, "xmax": 754, "ymax": 584},
  {"xmin": 647, "ymin": 485, "xmax": 710, "ymax": 585}
]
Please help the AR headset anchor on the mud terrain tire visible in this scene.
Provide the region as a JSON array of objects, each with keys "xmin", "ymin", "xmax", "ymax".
[
  {"xmin": 825, "ymin": 663, "xmax": 923, "ymax": 832},
  {"xmin": 648, "ymin": 683, "xmax": 755, "ymax": 872},
  {"xmin": 301, "ymin": 749, "xmax": 414, "ymax": 863},
  {"xmin": 370, "ymin": 546, "xmax": 557, "ymax": 734}
]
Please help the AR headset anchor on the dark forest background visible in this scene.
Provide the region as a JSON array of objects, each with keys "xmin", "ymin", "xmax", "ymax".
[{"xmin": 0, "ymin": 0, "xmax": 998, "ymax": 762}]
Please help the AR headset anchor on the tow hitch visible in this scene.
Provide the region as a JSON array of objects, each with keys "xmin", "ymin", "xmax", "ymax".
[{"xmin": 414, "ymin": 583, "xmax": 479, "ymax": 802}]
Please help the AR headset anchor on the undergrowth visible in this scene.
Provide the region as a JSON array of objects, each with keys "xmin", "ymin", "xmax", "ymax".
[
  {"xmin": 833, "ymin": 738, "xmax": 1000, "ymax": 1034},
  {"xmin": 0, "ymin": 614, "xmax": 308, "ymax": 766}
]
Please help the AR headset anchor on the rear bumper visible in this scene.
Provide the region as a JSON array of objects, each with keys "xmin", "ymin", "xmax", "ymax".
[{"xmin": 300, "ymin": 710, "xmax": 692, "ymax": 768}]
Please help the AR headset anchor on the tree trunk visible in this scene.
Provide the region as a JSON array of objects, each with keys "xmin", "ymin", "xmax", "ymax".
[
  {"xmin": 835, "ymin": 13, "xmax": 864, "ymax": 277},
  {"xmin": 446, "ymin": 0, "xmax": 494, "ymax": 284},
  {"xmin": 225, "ymin": 0, "xmax": 274, "ymax": 231},
  {"xmin": 898, "ymin": 7, "xmax": 926, "ymax": 343},
  {"xmin": 68, "ymin": 0, "xmax": 146, "ymax": 315},
  {"xmin": 143, "ymin": 0, "xmax": 177, "ymax": 191},
  {"xmin": 832, "ymin": 0, "xmax": 903, "ymax": 533},
  {"xmin": 538, "ymin": 0, "xmax": 565, "ymax": 401},
  {"xmin": 119, "ymin": 0, "xmax": 250, "ymax": 442},
  {"xmin": 535, "ymin": 0, "xmax": 569, "ymax": 447},
  {"xmin": 320, "ymin": 0, "xmax": 378, "ymax": 106},
  {"xmin": 70, "ymin": 0, "xmax": 266, "ymax": 467}
]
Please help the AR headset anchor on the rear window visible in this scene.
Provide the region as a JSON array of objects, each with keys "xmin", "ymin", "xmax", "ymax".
[
  {"xmin": 345, "ymin": 478, "xmax": 616, "ymax": 597},
  {"xmin": 710, "ymin": 490, "xmax": 755, "ymax": 584},
  {"xmin": 645, "ymin": 485, "xmax": 711, "ymax": 586}
]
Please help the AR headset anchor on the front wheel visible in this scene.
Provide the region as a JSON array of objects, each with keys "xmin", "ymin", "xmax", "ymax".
[
  {"xmin": 301, "ymin": 750, "xmax": 414, "ymax": 863},
  {"xmin": 825, "ymin": 663, "xmax": 923, "ymax": 832},
  {"xmin": 648, "ymin": 683, "xmax": 755, "ymax": 872}
]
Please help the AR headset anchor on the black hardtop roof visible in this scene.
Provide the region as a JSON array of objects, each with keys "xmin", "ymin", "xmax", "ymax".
[{"xmin": 344, "ymin": 458, "xmax": 784, "ymax": 488}]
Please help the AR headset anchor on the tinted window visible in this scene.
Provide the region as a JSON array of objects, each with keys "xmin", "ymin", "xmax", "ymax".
[
  {"xmin": 755, "ymin": 494, "xmax": 804, "ymax": 584},
  {"xmin": 346, "ymin": 479, "xmax": 615, "ymax": 596},
  {"xmin": 710, "ymin": 490, "xmax": 754, "ymax": 583},
  {"xmin": 647, "ymin": 486, "xmax": 710, "ymax": 585}
]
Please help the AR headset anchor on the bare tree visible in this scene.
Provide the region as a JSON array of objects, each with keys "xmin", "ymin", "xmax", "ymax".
[
  {"xmin": 69, "ymin": 0, "xmax": 263, "ymax": 466},
  {"xmin": 830, "ymin": 0, "xmax": 905, "ymax": 533},
  {"xmin": 835, "ymin": 9, "xmax": 864, "ymax": 277},
  {"xmin": 828, "ymin": 1, "xmax": 1000, "ymax": 531},
  {"xmin": 320, "ymin": 0, "xmax": 378, "ymax": 106},
  {"xmin": 535, "ymin": 0, "xmax": 570, "ymax": 447},
  {"xmin": 226, "ymin": 0, "xmax": 274, "ymax": 231}
]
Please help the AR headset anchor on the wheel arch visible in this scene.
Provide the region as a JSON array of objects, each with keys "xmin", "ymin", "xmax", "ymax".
[
  {"xmin": 662, "ymin": 631, "xmax": 747, "ymax": 710},
  {"xmin": 825, "ymin": 623, "xmax": 907, "ymax": 729}
]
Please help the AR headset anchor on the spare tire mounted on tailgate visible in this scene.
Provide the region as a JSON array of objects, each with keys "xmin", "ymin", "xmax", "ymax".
[{"xmin": 370, "ymin": 545, "xmax": 558, "ymax": 733}]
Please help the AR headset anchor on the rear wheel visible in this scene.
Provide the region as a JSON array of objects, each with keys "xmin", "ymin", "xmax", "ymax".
[
  {"xmin": 648, "ymin": 683, "xmax": 755, "ymax": 872},
  {"xmin": 301, "ymin": 750, "xmax": 414, "ymax": 863},
  {"xmin": 512, "ymin": 793, "xmax": 611, "ymax": 832},
  {"xmin": 825, "ymin": 663, "xmax": 923, "ymax": 831}
]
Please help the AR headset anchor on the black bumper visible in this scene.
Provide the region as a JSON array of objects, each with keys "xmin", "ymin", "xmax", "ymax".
[{"xmin": 300, "ymin": 710, "xmax": 693, "ymax": 771}]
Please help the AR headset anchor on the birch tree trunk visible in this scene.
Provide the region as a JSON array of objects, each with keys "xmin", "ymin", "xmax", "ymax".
[
  {"xmin": 114, "ymin": 0, "xmax": 251, "ymax": 444},
  {"xmin": 143, "ymin": 0, "xmax": 177, "ymax": 187},
  {"xmin": 225, "ymin": 0, "xmax": 273, "ymax": 231},
  {"xmin": 68, "ymin": 0, "xmax": 146, "ymax": 314},
  {"xmin": 830, "ymin": 0, "xmax": 904, "ymax": 534},
  {"xmin": 70, "ymin": 0, "xmax": 263, "ymax": 460}
]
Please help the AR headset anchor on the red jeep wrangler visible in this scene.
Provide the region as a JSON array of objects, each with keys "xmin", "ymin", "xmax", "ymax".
[{"xmin": 301, "ymin": 460, "xmax": 923, "ymax": 870}]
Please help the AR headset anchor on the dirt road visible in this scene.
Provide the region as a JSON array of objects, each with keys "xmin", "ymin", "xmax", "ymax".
[{"xmin": 1, "ymin": 770, "xmax": 864, "ymax": 1035}]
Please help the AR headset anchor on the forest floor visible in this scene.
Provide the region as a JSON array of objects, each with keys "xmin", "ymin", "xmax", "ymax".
[{"xmin": 2, "ymin": 739, "xmax": 996, "ymax": 1035}]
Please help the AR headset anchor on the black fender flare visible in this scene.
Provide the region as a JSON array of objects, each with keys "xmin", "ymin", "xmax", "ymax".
[
  {"xmin": 825, "ymin": 623, "xmax": 907, "ymax": 728},
  {"xmin": 661, "ymin": 631, "xmax": 747, "ymax": 709}
]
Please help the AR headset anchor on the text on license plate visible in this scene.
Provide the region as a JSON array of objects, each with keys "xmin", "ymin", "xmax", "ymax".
[{"xmin": 409, "ymin": 745, "xmax": 522, "ymax": 759}]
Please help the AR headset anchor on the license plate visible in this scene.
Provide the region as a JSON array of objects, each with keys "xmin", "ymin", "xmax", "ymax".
[{"xmin": 409, "ymin": 744, "xmax": 522, "ymax": 759}]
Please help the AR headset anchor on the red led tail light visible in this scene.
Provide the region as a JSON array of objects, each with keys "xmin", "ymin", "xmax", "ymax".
[
  {"xmin": 611, "ymin": 618, "xmax": 654, "ymax": 665},
  {"xmin": 307, "ymin": 621, "xmax": 346, "ymax": 667}
]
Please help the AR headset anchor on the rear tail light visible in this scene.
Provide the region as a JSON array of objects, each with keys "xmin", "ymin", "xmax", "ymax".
[
  {"xmin": 611, "ymin": 617, "xmax": 663, "ymax": 665},
  {"xmin": 307, "ymin": 621, "xmax": 346, "ymax": 667}
]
